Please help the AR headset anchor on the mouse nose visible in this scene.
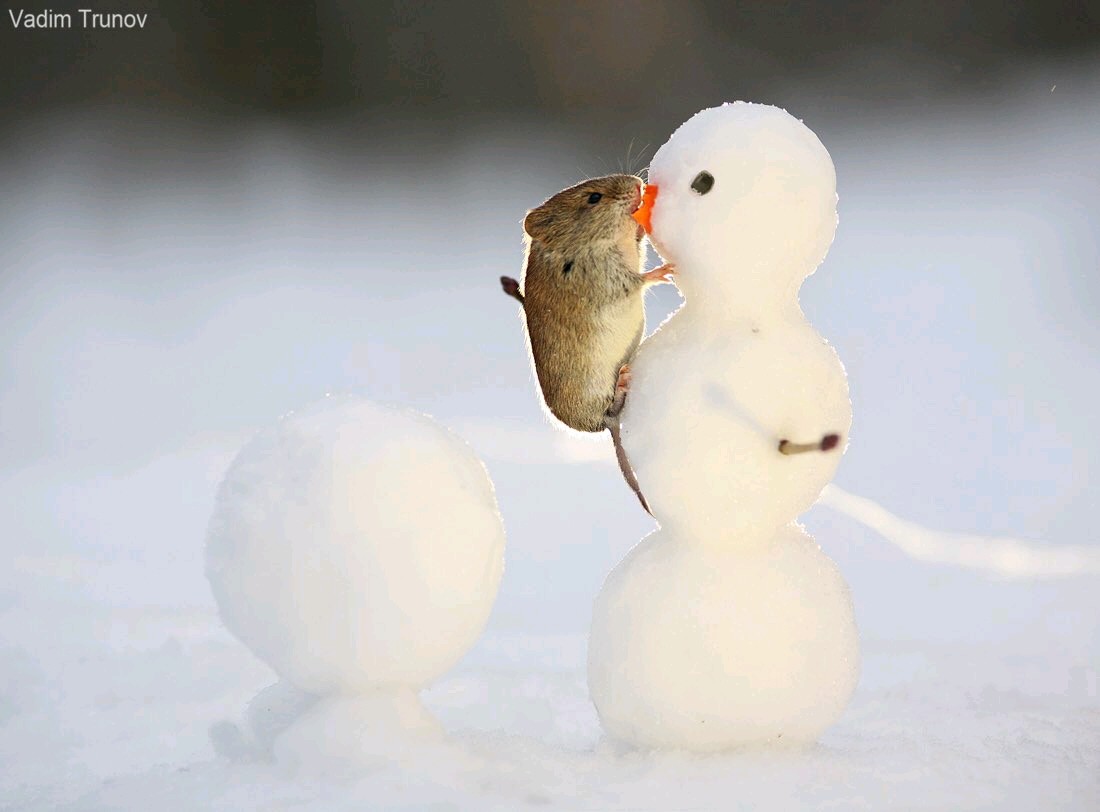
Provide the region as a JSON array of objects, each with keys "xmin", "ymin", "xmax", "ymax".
[{"xmin": 632, "ymin": 184, "xmax": 658, "ymax": 234}]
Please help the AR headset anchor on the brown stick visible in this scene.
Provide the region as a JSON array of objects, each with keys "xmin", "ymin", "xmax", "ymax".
[{"xmin": 778, "ymin": 434, "xmax": 841, "ymax": 455}]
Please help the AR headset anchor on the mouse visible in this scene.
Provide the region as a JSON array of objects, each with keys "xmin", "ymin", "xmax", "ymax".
[{"xmin": 500, "ymin": 173, "xmax": 672, "ymax": 514}]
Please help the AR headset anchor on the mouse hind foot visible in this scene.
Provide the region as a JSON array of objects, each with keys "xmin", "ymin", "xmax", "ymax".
[{"xmin": 607, "ymin": 364, "xmax": 632, "ymax": 418}]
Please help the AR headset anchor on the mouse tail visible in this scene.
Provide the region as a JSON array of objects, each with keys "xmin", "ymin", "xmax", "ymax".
[
  {"xmin": 500, "ymin": 276, "xmax": 525, "ymax": 306},
  {"xmin": 607, "ymin": 418, "xmax": 652, "ymax": 516}
]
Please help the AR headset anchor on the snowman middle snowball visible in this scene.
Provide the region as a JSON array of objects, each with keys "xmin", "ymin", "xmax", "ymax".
[{"xmin": 587, "ymin": 102, "xmax": 859, "ymax": 750}]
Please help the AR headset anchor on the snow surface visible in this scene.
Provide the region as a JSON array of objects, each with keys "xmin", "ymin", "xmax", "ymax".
[
  {"xmin": 3, "ymin": 72, "xmax": 1100, "ymax": 808},
  {"xmin": 822, "ymin": 484, "xmax": 1100, "ymax": 580}
]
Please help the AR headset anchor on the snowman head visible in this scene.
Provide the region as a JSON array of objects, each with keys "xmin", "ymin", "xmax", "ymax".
[{"xmin": 641, "ymin": 103, "xmax": 837, "ymax": 315}]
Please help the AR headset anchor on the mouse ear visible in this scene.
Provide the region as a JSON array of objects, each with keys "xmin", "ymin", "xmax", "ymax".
[{"xmin": 523, "ymin": 207, "xmax": 554, "ymax": 241}]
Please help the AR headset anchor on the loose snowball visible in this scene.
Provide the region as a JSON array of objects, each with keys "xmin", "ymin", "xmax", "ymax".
[
  {"xmin": 206, "ymin": 396, "xmax": 505, "ymax": 693},
  {"xmin": 588, "ymin": 524, "xmax": 859, "ymax": 750}
]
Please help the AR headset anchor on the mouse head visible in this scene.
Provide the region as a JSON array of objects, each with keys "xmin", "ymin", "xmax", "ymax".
[
  {"xmin": 523, "ymin": 174, "xmax": 643, "ymax": 252},
  {"xmin": 640, "ymin": 103, "xmax": 837, "ymax": 313}
]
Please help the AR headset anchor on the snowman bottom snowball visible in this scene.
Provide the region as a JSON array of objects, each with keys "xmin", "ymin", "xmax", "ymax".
[
  {"xmin": 588, "ymin": 524, "xmax": 859, "ymax": 750},
  {"xmin": 205, "ymin": 396, "xmax": 505, "ymax": 694}
]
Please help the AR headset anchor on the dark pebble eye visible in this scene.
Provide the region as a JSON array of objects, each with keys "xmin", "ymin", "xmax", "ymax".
[
  {"xmin": 690, "ymin": 171, "xmax": 714, "ymax": 195},
  {"xmin": 587, "ymin": 192, "xmax": 603, "ymax": 205}
]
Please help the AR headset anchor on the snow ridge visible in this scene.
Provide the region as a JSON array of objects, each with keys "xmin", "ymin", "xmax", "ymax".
[{"xmin": 821, "ymin": 485, "xmax": 1100, "ymax": 579}]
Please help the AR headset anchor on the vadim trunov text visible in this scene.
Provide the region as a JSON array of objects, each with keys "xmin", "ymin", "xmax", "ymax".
[{"xmin": 9, "ymin": 8, "xmax": 148, "ymax": 29}]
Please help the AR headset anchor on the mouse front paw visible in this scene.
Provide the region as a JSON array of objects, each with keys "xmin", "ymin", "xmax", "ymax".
[{"xmin": 641, "ymin": 264, "xmax": 675, "ymax": 284}]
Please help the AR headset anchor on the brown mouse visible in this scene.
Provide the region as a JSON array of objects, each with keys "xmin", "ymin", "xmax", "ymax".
[{"xmin": 500, "ymin": 174, "xmax": 672, "ymax": 514}]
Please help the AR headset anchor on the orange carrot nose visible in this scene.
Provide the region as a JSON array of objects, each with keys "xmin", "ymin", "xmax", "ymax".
[{"xmin": 632, "ymin": 184, "xmax": 659, "ymax": 234}]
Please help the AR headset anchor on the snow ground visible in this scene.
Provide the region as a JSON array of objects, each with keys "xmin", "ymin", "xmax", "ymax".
[
  {"xmin": 2, "ymin": 499, "xmax": 1098, "ymax": 810},
  {"xmin": 2, "ymin": 72, "xmax": 1099, "ymax": 809}
]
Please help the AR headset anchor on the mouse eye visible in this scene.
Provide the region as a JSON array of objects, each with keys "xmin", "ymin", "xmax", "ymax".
[
  {"xmin": 690, "ymin": 171, "xmax": 714, "ymax": 195},
  {"xmin": 587, "ymin": 192, "xmax": 603, "ymax": 205}
]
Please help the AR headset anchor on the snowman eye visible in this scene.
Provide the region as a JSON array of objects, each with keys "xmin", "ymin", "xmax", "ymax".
[
  {"xmin": 690, "ymin": 171, "xmax": 714, "ymax": 195},
  {"xmin": 587, "ymin": 192, "xmax": 603, "ymax": 205}
]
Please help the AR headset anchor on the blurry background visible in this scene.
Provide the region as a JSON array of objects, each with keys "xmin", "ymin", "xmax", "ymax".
[
  {"xmin": 2, "ymin": 0, "xmax": 1099, "ymax": 638},
  {"xmin": 2, "ymin": 2, "xmax": 1100, "ymax": 805}
]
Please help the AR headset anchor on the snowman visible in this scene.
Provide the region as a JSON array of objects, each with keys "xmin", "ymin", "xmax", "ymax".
[{"xmin": 587, "ymin": 103, "xmax": 860, "ymax": 750}]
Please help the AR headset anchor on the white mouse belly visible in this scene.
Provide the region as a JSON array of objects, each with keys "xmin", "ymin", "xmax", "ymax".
[{"xmin": 587, "ymin": 296, "xmax": 644, "ymax": 401}]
